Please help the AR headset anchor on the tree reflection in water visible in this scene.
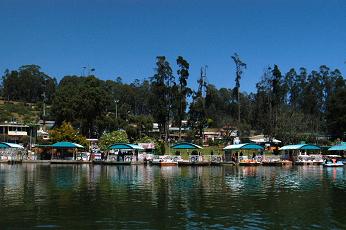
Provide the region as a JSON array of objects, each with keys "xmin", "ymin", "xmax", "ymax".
[{"xmin": 0, "ymin": 164, "xmax": 345, "ymax": 229}]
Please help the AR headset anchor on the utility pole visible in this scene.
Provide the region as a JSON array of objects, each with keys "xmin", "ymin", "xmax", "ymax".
[
  {"xmin": 114, "ymin": 100, "xmax": 119, "ymax": 119},
  {"xmin": 82, "ymin": 66, "xmax": 95, "ymax": 77},
  {"xmin": 29, "ymin": 128, "xmax": 32, "ymax": 150},
  {"xmin": 42, "ymin": 92, "xmax": 46, "ymax": 131},
  {"xmin": 88, "ymin": 68, "xmax": 95, "ymax": 76}
]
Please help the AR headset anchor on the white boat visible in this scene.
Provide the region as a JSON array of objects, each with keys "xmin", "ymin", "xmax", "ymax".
[
  {"xmin": 295, "ymin": 154, "xmax": 324, "ymax": 165},
  {"xmin": 323, "ymin": 155, "xmax": 344, "ymax": 167},
  {"xmin": 151, "ymin": 155, "xmax": 180, "ymax": 166}
]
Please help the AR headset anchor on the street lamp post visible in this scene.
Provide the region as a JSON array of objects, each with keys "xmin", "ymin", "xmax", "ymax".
[
  {"xmin": 114, "ymin": 100, "xmax": 119, "ymax": 119},
  {"xmin": 82, "ymin": 67, "xmax": 95, "ymax": 77},
  {"xmin": 88, "ymin": 68, "xmax": 95, "ymax": 76}
]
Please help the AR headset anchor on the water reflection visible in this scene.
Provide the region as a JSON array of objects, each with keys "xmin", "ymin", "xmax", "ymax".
[{"xmin": 0, "ymin": 164, "xmax": 345, "ymax": 229}]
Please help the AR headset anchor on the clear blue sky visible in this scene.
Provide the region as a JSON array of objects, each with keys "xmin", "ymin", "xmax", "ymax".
[{"xmin": 1, "ymin": 0, "xmax": 345, "ymax": 92}]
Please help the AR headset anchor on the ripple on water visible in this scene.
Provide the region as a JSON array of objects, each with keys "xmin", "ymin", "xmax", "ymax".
[
  {"xmin": 35, "ymin": 224, "xmax": 61, "ymax": 228},
  {"xmin": 0, "ymin": 165, "xmax": 346, "ymax": 229}
]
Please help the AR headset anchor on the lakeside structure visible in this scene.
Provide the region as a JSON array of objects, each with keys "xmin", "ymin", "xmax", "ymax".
[
  {"xmin": 0, "ymin": 140, "xmax": 345, "ymax": 167},
  {"xmin": 279, "ymin": 144, "xmax": 323, "ymax": 165},
  {"xmin": 0, "ymin": 122, "xmax": 38, "ymax": 144}
]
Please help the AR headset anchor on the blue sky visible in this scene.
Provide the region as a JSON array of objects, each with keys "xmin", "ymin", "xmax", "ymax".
[{"xmin": 1, "ymin": 0, "xmax": 345, "ymax": 92}]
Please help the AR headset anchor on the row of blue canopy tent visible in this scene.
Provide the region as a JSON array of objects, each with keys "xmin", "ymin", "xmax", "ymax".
[
  {"xmin": 2, "ymin": 141, "xmax": 345, "ymax": 153},
  {"xmin": 108, "ymin": 142, "xmax": 262, "ymax": 151},
  {"xmin": 110, "ymin": 142, "xmax": 202, "ymax": 151},
  {"xmin": 222, "ymin": 142, "xmax": 346, "ymax": 152},
  {"xmin": 35, "ymin": 142, "xmax": 144, "ymax": 150},
  {"xmin": 279, "ymin": 143, "xmax": 346, "ymax": 151},
  {"xmin": 35, "ymin": 141, "xmax": 343, "ymax": 160}
]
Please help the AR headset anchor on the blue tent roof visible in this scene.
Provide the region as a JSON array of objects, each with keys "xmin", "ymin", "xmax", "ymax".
[
  {"xmin": 328, "ymin": 143, "xmax": 346, "ymax": 151},
  {"xmin": 0, "ymin": 142, "xmax": 24, "ymax": 149},
  {"xmin": 223, "ymin": 143, "xmax": 264, "ymax": 150},
  {"xmin": 0, "ymin": 143, "xmax": 9, "ymax": 148},
  {"xmin": 279, "ymin": 144, "xmax": 320, "ymax": 150},
  {"xmin": 109, "ymin": 143, "xmax": 144, "ymax": 150},
  {"xmin": 51, "ymin": 142, "xmax": 84, "ymax": 149},
  {"xmin": 171, "ymin": 142, "xmax": 203, "ymax": 149}
]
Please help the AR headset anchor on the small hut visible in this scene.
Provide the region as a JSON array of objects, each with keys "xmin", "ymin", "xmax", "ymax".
[
  {"xmin": 170, "ymin": 142, "xmax": 219, "ymax": 165},
  {"xmin": 328, "ymin": 142, "xmax": 346, "ymax": 158},
  {"xmin": 279, "ymin": 144, "xmax": 321, "ymax": 164},
  {"xmin": 51, "ymin": 141, "xmax": 85, "ymax": 160},
  {"xmin": 223, "ymin": 143, "xmax": 264, "ymax": 163},
  {"xmin": 107, "ymin": 143, "xmax": 144, "ymax": 162}
]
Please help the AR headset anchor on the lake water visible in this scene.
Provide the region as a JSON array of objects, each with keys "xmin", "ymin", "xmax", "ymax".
[{"xmin": 0, "ymin": 164, "xmax": 345, "ymax": 229}]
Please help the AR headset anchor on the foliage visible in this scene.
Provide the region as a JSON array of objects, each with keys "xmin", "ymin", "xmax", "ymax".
[
  {"xmin": 255, "ymin": 65, "xmax": 345, "ymax": 141},
  {"xmin": 150, "ymin": 56, "xmax": 175, "ymax": 141},
  {"xmin": 156, "ymin": 140, "xmax": 166, "ymax": 155},
  {"xmin": 1, "ymin": 65, "xmax": 56, "ymax": 103},
  {"xmin": 327, "ymin": 82, "xmax": 346, "ymax": 138},
  {"xmin": 136, "ymin": 135, "xmax": 156, "ymax": 143},
  {"xmin": 231, "ymin": 53, "xmax": 247, "ymax": 123},
  {"xmin": 188, "ymin": 68, "xmax": 208, "ymax": 139},
  {"xmin": 98, "ymin": 130, "xmax": 129, "ymax": 150},
  {"xmin": 49, "ymin": 122, "xmax": 88, "ymax": 146},
  {"xmin": 0, "ymin": 101, "xmax": 40, "ymax": 123},
  {"xmin": 1, "ymin": 61, "xmax": 345, "ymax": 144},
  {"xmin": 176, "ymin": 56, "xmax": 191, "ymax": 139},
  {"xmin": 52, "ymin": 76, "xmax": 111, "ymax": 137},
  {"xmin": 136, "ymin": 135, "xmax": 162, "ymax": 153},
  {"xmin": 188, "ymin": 94, "xmax": 207, "ymax": 138}
]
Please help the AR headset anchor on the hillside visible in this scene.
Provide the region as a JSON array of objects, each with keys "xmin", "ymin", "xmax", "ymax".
[{"xmin": 0, "ymin": 99, "xmax": 43, "ymax": 124}]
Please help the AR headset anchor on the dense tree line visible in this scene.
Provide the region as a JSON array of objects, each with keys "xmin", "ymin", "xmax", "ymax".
[
  {"xmin": 252, "ymin": 65, "xmax": 345, "ymax": 143},
  {"xmin": 1, "ymin": 60, "xmax": 345, "ymax": 143},
  {"xmin": 2, "ymin": 65, "xmax": 56, "ymax": 103}
]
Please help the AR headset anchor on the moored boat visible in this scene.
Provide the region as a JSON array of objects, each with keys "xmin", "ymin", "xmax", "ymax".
[
  {"xmin": 323, "ymin": 155, "xmax": 344, "ymax": 167},
  {"xmin": 279, "ymin": 144, "xmax": 322, "ymax": 166},
  {"xmin": 294, "ymin": 154, "xmax": 323, "ymax": 165},
  {"xmin": 210, "ymin": 155, "xmax": 223, "ymax": 166},
  {"xmin": 150, "ymin": 155, "xmax": 180, "ymax": 166},
  {"xmin": 262, "ymin": 160, "xmax": 292, "ymax": 166},
  {"xmin": 238, "ymin": 159, "xmax": 261, "ymax": 166},
  {"xmin": 177, "ymin": 155, "xmax": 211, "ymax": 166},
  {"xmin": 160, "ymin": 161, "xmax": 178, "ymax": 166}
]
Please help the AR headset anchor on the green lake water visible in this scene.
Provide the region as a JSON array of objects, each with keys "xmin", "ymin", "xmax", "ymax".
[{"xmin": 0, "ymin": 164, "xmax": 345, "ymax": 229}]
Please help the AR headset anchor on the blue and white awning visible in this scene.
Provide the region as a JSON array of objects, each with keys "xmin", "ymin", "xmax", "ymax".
[
  {"xmin": 328, "ymin": 143, "xmax": 346, "ymax": 151},
  {"xmin": 0, "ymin": 142, "xmax": 24, "ymax": 149},
  {"xmin": 279, "ymin": 144, "xmax": 320, "ymax": 151},
  {"xmin": 223, "ymin": 143, "xmax": 263, "ymax": 150},
  {"xmin": 109, "ymin": 143, "xmax": 144, "ymax": 150}
]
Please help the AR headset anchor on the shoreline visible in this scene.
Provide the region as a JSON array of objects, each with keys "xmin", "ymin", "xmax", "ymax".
[{"xmin": 0, "ymin": 159, "xmax": 340, "ymax": 167}]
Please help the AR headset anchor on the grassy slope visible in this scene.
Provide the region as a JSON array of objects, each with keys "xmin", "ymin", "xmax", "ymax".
[
  {"xmin": 0, "ymin": 100, "xmax": 41, "ymax": 123},
  {"xmin": 164, "ymin": 145, "xmax": 223, "ymax": 159}
]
